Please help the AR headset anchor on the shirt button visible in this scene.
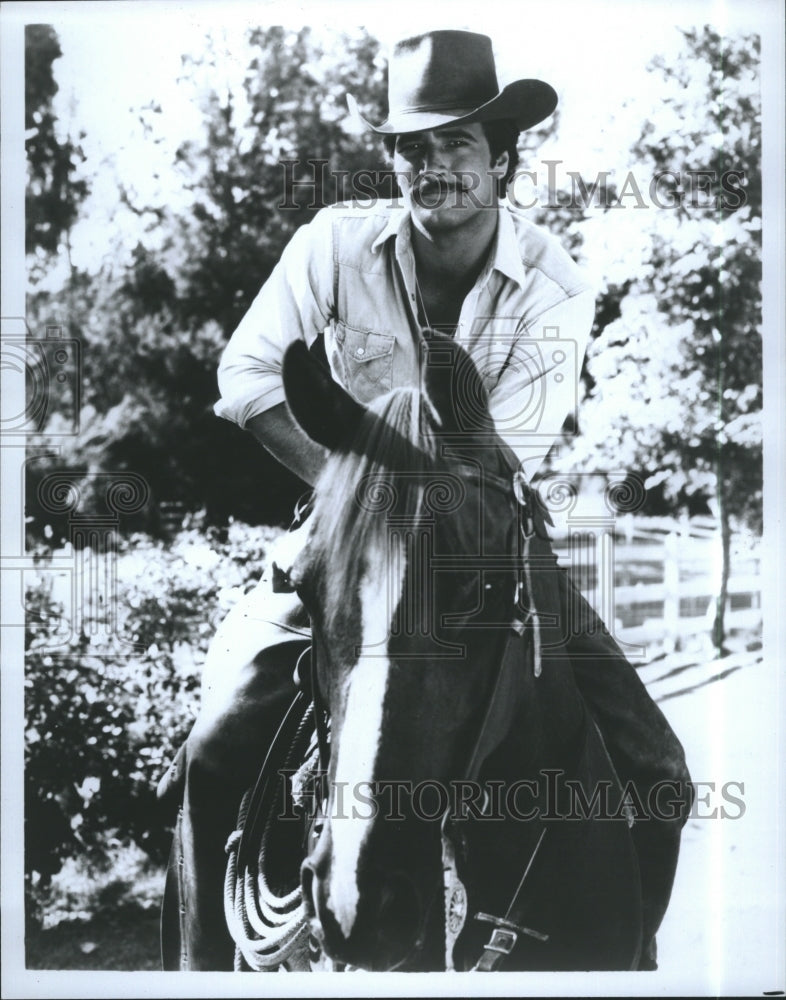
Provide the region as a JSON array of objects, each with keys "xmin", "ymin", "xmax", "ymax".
[{"xmin": 356, "ymin": 347, "xmax": 365, "ymax": 357}]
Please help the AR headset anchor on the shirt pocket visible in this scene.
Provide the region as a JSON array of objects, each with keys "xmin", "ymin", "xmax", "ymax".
[{"xmin": 332, "ymin": 323, "xmax": 395, "ymax": 404}]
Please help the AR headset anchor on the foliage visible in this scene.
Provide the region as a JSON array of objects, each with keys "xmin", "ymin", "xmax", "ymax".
[
  {"xmin": 27, "ymin": 840, "xmax": 163, "ymax": 932},
  {"xmin": 25, "ymin": 837, "xmax": 163, "ymax": 967},
  {"xmin": 168, "ymin": 26, "xmax": 389, "ymax": 335},
  {"xmin": 24, "ymin": 518, "xmax": 281, "ymax": 886},
  {"xmin": 26, "ymin": 27, "xmax": 388, "ymax": 533},
  {"xmin": 566, "ymin": 27, "xmax": 761, "ymax": 533},
  {"xmin": 551, "ymin": 27, "xmax": 763, "ymax": 648},
  {"xmin": 25, "ymin": 24, "xmax": 89, "ymax": 269}
]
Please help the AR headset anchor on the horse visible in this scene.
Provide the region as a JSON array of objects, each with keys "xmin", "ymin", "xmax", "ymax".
[{"xmin": 241, "ymin": 334, "xmax": 644, "ymax": 973}]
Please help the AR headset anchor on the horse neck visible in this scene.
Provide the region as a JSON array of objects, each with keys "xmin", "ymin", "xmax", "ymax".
[{"xmin": 492, "ymin": 647, "xmax": 588, "ymax": 785}]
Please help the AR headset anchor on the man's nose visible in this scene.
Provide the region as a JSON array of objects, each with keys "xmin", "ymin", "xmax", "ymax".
[{"xmin": 417, "ymin": 139, "xmax": 446, "ymax": 174}]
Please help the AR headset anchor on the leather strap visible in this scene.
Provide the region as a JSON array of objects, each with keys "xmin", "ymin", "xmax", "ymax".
[
  {"xmin": 463, "ymin": 626, "xmax": 529, "ymax": 783},
  {"xmin": 473, "ymin": 827, "xmax": 550, "ymax": 971},
  {"xmin": 310, "ymin": 643, "xmax": 331, "ymax": 774}
]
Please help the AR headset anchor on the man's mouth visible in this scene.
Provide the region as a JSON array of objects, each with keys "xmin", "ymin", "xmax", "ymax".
[{"xmin": 413, "ymin": 176, "xmax": 464, "ymax": 203}]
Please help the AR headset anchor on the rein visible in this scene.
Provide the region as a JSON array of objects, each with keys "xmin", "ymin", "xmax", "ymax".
[
  {"xmin": 439, "ymin": 466, "xmax": 551, "ymax": 970},
  {"xmin": 224, "ymin": 464, "xmax": 552, "ymax": 971}
]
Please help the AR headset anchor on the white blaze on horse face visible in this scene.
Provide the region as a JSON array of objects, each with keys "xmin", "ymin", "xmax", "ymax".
[{"xmin": 327, "ymin": 553, "xmax": 402, "ymax": 940}]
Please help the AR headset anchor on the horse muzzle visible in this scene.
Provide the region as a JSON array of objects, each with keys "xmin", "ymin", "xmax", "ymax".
[{"xmin": 301, "ymin": 839, "xmax": 428, "ymax": 971}]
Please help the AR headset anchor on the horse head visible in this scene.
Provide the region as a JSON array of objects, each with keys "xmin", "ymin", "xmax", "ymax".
[{"xmin": 282, "ymin": 337, "xmax": 523, "ymax": 970}]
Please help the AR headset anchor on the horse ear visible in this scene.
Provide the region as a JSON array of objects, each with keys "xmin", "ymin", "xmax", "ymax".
[
  {"xmin": 423, "ymin": 336, "xmax": 493, "ymax": 434},
  {"xmin": 283, "ymin": 340, "xmax": 366, "ymax": 451}
]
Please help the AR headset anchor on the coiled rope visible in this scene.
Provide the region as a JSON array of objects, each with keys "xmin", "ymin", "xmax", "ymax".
[{"xmin": 223, "ymin": 689, "xmax": 320, "ymax": 971}]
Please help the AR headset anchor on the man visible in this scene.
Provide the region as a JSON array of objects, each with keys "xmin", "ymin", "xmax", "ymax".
[{"xmin": 159, "ymin": 29, "xmax": 692, "ymax": 971}]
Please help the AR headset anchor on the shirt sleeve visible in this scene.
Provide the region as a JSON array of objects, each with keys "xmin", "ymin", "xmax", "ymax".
[
  {"xmin": 487, "ymin": 286, "xmax": 595, "ymax": 480},
  {"xmin": 214, "ymin": 210, "xmax": 335, "ymax": 428}
]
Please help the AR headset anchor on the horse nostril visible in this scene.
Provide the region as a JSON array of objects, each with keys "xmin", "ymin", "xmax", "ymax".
[
  {"xmin": 300, "ymin": 860, "xmax": 318, "ymax": 921},
  {"xmin": 373, "ymin": 870, "xmax": 422, "ymax": 943}
]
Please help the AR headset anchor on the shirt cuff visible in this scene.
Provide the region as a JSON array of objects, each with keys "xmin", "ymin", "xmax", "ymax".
[{"xmin": 213, "ymin": 384, "xmax": 287, "ymax": 429}]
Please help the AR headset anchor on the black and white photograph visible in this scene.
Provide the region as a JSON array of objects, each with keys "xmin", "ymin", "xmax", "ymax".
[{"xmin": 1, "ymin": 0, "xmax": 784, "ymax": 996}]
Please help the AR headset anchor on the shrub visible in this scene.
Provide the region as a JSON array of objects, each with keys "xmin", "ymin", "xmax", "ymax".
[{"xmin": 24, "ymin": 517, "xmax": 282, "ymax": 894}]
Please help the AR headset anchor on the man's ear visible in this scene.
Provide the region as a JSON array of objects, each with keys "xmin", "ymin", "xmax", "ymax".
[
  {"xmin": 283, "ymin": 340, "xmax": 366, "ymax": 451},
  {"xmin": 490, "ymin": 149, "xmax": 510, "ymax": 181}
]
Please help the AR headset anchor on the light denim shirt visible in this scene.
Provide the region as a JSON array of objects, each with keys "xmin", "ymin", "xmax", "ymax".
[{"xmin": 215, "ymin": 201, "xmax": 595, "ymax": 478}]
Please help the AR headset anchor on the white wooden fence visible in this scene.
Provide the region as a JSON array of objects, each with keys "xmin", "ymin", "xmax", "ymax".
[
  {"xmin": 30, "ymin": 513, "xmax": 762, "ymax": 665},
  {"xmin": 549, "ymin": 514, "xmax": 762, "ymax": 661}
]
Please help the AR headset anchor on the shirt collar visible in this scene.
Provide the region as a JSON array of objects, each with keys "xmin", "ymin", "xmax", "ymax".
[
  {"xmin": 370, "ymin": 205, "xmax": 409, "ymax": 254},
  {"xmin": 370, "ymin": 202, "xmax": 527, "ymax": 290},
  {"xmin": 490, "ymin": 203, "xmax": 528, "ymax": 289}
]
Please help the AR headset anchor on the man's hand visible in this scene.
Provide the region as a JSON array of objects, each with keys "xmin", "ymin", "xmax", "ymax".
[{"xmin": 246, "ymin": 402, "xmax": 329, "ymax": 486}]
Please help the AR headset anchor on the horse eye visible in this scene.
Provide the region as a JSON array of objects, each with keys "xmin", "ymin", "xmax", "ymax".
[
  {"xmin": 294, "ymin": 573, "xmax": 310, "ymax": 600},
  {"xmin": 289, "ymin": 562, "xmax": 311, "ymax": 600}
]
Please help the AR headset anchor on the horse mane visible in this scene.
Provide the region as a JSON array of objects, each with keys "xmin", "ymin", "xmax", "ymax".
[{"xmin": 306, "ymin": 386, "xmax": 441, "ymax": 636}]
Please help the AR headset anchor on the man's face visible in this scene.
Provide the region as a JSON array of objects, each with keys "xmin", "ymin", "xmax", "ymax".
[{"xmin": 392, "ymin": 122, "xmax": 509, "ymax": 234}]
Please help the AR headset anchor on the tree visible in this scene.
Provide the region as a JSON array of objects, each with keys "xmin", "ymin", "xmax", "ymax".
[
  {"xmin": 26, "ymin": 27, "xmax": 389, "ymax": 536},
  {"xmin": 25, "ymin": 24, "xmax": 89, "ymax": 268},
  {"xmin": 169, "ymin": 26, "xmax": 389, "ymax": 336},
  {"xmin": 569, "ymin": 27, "xmax": 762, "ymax": 650}
]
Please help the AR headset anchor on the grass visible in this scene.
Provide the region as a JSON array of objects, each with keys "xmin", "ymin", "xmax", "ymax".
[
  {"xmin": 26, "ymin": 900, "xmax": 161, "ymax": 971},
  {"xmin": 26, "ymin": 842, "xmax": 166, "ymax": 971}
]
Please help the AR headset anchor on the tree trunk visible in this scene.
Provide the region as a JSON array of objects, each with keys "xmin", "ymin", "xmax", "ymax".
[{"xmin": 712, "ymin": 477, "xmax": 732, "ymax": 654}]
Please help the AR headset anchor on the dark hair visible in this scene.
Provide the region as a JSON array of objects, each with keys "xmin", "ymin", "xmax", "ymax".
[
  {"xmin": 382, "ymin": 118, "xmax": 520, "ymax": 197},
  {"xmin": 481, "ymin": 119, "xmax": 520, "ymax": 194}
]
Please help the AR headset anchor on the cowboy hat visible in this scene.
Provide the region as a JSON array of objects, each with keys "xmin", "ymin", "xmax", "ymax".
[{"xmin": 348, "ymin": 30, "xmax": 557, "ymax": 135}]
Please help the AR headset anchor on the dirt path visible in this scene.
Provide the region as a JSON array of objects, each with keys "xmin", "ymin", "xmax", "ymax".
[{"xmin": 652, "ymin": 651, "xmax": 784, "ymax": 994}]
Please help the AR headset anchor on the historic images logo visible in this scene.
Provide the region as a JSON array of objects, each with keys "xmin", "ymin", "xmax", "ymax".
[{"xmin": 277, "ymin": 159, "xmax": 748, "ymax": 212}]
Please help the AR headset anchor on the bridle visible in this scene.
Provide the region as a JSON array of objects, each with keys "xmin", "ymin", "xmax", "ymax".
[
  {"xmin": 304, "ymin": 461, "xmax": 544, "ymax": 764},
  {"xmin": 437, "ymin": 464, "xmax": 551, "ymax": 970},
  {"xmin": 304, "ymin": 460, "xmax": 552, "ymax": 970}
]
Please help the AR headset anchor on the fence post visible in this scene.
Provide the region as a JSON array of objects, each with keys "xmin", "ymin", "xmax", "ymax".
[{"xmin": 662, "ymin": 531, "xmax": 680, "ymax": 652}]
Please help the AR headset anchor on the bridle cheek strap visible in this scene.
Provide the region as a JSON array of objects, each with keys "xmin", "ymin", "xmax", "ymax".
[
  {"xmin": 440, "ymin": 625, "xmax": 550, "ymax": 970},
  {"xmin": 440, "ymin": 470, "xmax": 549, "ymax": 970},
  {"xmin": 464, "ymin": 475, "xmax": 543, "ymax": 785},
  {"xmin": 512, "ymin": 470, "xmax": 543, "ymax": 677}
]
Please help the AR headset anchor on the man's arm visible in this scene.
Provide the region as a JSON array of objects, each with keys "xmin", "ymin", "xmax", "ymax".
[
  {"xmin": 214, "ymin": 209, "xmax": 335, "ymax": 430},
  {"xmin": 246, "ymin": 403, "xmax": 329, "ymax": 487},
  {"xmin": 488, "ymin": 288, "xmax": 596, "ymax": 480}
]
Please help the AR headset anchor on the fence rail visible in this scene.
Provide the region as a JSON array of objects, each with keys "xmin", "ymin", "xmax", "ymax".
[
  {"xmin": 550, "ymin": 515, "xmax": 762, "ymax": 659},
  {"xmin": 28, "ymin": 514, "xmax": 762, "ymax": 663}
]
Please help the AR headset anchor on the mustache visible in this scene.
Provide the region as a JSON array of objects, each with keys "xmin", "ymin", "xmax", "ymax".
[{"xmin": 412, "ymin": 174, "xmax": 468, "ymax": 196}]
